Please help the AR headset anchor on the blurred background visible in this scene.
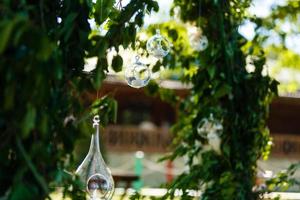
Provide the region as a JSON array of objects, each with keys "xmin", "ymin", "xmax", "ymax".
[
  {"xmin": 75, "ymin": 0, "xmax": 300, "ymax": 193},
  {"xmin": 4, "ymin": 0, "xmax": 300, "ymax": 199}
]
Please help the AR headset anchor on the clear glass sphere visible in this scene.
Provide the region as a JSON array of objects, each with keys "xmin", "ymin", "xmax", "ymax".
[
  {"xmin": 190, "ymin": 34, "xmax": 208, "ymax": 52},
  {"xmin": 197, "ymin": 118, "xmax": 213, "ymax": 138},
  {"xmin": 146, "ymin": 29, "xmax": 171, "ymax": 59},
  {"xmin": 125, "ymin": 56, "xmax": 151, "ymax": 88},
  {"xmin": 87, "ymin": 173, "xmax": 113, "ymax": 199},
  {"xmin": 188, "ymin": 27, "xmax": 209, "ymax": 52},
  {"xmin": 197, "ymin": 115, "xmax": 223, "ymax": 139}
]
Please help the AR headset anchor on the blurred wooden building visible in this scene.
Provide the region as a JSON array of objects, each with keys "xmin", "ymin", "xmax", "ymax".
[{"xmin": 89, "ymin": 75, "xmax": 300, "ymax": 159}]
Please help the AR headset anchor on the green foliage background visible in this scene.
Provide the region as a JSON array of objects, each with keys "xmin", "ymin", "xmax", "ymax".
[
  {"xmin": 1, "ymin": 0, "xmax": 299, "ymax": 200},
  {"xmin": 142, "ymin": 1, "xmax": 278, "ymax": 200},
  {"xmin": 253, "ymin": 0, "xmax": 300, "ymax": 93},
  {"xmin": 0, "ymin": 0, "xmax": 158, "ymax": 199}
]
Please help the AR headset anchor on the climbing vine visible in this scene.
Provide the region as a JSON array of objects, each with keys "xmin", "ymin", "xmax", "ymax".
[
  {"xmin": 0, "ymin": 0, "xmax": 158, "ymax": 199},
  {"xmin": 144, "ymin": 1, "xmax": 278, "ymax": 200},
  {"xmin": 1, "ymin": 0, "xmax": 296, "ymax": 199}
]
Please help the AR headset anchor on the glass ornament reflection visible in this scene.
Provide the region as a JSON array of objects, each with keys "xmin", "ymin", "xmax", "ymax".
[
  {"xmin": 76, "ymin": 115, "xmax": 114, "ymax": 200},
  {"xmin": 125, "ymin": 56, "xmax": 151, "ymax": 88},
  {"xmin": 146, "ymin": 29, "xmax": 171, "ymax": 59},
  {"xmin": 188, "ymin": 27, "xmax": 208, "ymax": 52},
  {"xmin": 197, "ymin": 114, "xmax": 223, "ymax": 139}
]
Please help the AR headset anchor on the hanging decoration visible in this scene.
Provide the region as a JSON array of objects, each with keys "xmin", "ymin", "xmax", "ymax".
[
  {"xmin": 115, "ymin": 0, "xmax": 123, "ymax": 10},
  {"xmin": 188, "ymin": 26, "xmax": 208, "ymax": 52},
  {"xmin": 76, "ymin": 115, "xmax": 114, "ymax": 200},
  {"xmin": 197, "ymin": 114, "xmax": 223, "ymax": 139},
  {"xmin": 146, "ymin": 29, "xmax": 171, "ymax": 59},
  {"xmin": 125, "ymin": 55, "xmax": 151, "ymax": 88},
  {"xmin": 188, "ymin": 0, "xmax": 209, "ymax": 52}
]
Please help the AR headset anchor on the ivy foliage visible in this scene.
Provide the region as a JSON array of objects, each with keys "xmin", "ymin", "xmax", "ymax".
[
  {"xmin": 0, "ymin": 0, "xmax": 158, "ymax": 199},
  {"xmin": 1, "ymin": 0, "xmax": 295, "ymax": 199},
  {"xmin": 142, "ymin": 1, "xmax": 278, "ymax": 200},
  {"xmin": 266, "ymin": 163, "xmax": 300, "ymax": 192}
]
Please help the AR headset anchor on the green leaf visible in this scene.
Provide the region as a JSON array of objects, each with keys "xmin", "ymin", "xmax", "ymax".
[
  {"xmin": 135, "ymin": 12, "xmax": 144, "ymax": 27},
  {"xmin": 168, "ymin": 29, "xmax": 178, "ymax": 41},
  {"xmin": 39, "ymin": 114, "xmax": 48, "ymax": 136},
  {"xmin": 207, "ymin": 66, "xmax": 216, "ymax": 79},
  {"xmin": 92, "ymin": 66, "xmax": 105, "ymax": 90},
  {"xmin": 147, "ymin": 0, "xmax": 159, "ymax": 12},
  {"xmin": 214, "ymin": 84, "xmax": 232, "ymax": 98},
  {"xmin": 0, "ymin": 20, "xmax": 15, "ymax": 54},
  {"xmin": 222, "ymin": 144, "xmax": 230, "ymax": 157},
  {"xmin": 13, "ymin": 21, "xmax": 28, "ymax": 46},
  {"xmin": 90, "ymin": 96, "xmax": 118, "ymax": 125},
  {"xmin": 145, "ymin": 81, "xmax": 159, "ymax": 96},
  {"xmin": 152, "ymin": 61, "xmax": 162, "ymax": 73},
  {"xmin": 98, "ymin": 40, "xmax": 108, "ymax": 58},
  {"xmin": 92, "ymin": 58, "xmax": 108, "ymax": 89},
  {"xmin": 10, "ymin": 184, "xmax": 34, "ymax": 200},
  {"xmin": 61, "ymin": 12, "xmax": 78, "ymax": 42},
  {"xmin": 94, "ymin": 0, "xmax": 115, "ymax": 25},
  {"xmin": 111, "ymin": 54, "xmax": 123, "ymax": 72},
  {"xmin": 4, "ymin": 85, "xmax": 15, "ymax": 111},
  {"xmin": 21, "ymin": 105, "xmax": 36, "ymax": 138},
  {"xmin": 36, "ymin": 37, "xmax": 53, "ymax": 61}
]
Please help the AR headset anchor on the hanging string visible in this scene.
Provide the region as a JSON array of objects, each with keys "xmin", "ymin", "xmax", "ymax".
[
  {"xmin": 116, "ymin": 0, "xmax": 122, "ymax": 10},
  {"xmin": 95, "ymin": 89, "xmax": 100, "ymax": 120},
  {"xmin": 101, "ymin": 0, "xmax": 102, "ymax": 21},
  {"xmin": 266, "ymin": 63, "xmax": 270, "ymax": 76},
  {"xmin": 93, "ymin": 89, "xmax": 100, "ymax": 124},
  {"xmin": 198, "ymin": 0, "xmax": 202, "ymax": 28}
]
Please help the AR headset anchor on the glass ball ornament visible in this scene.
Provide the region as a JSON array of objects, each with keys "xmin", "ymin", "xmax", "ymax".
[
  {"xmin": 125, "ymin": 56, "xmax": 151, "ymax": 88},
  {"xmin": 146, "ymin": 29, "xmax": 171, "ymax": 59},
  {"xmin": 197, "ymin": 114, "xmax": 223, "ymax": 139},
  {"xmin": 188, "ymin": 27, "xmax": 209, "ymax": 52},
  {"xmin": 76, "ymin": 115, "xmax": 114, "ymax": 200}
]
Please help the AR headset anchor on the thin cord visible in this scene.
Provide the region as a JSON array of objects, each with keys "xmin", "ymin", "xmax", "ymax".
[
  {"xmin": 266, "ymin": 64, "xmax": 270, "ymax": 76},
  {"xmin": 117, "ymin": 0, "xmax": 122, "ymax": 10},
  {"xmin": 198, "ymin": 0, "xmax": 201, "ymax": 27},
  {"xmin": 100, "ymin": 0, "xmax": 103, "ymax": 22}
]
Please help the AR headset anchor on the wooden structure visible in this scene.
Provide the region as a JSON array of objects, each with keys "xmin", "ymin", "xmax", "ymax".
[
  {"xmin": 113, "ymin": 174, "xmax": 139, "ymax": 188},
  {"xmin": 268, "ymin": 96, "xmax": 300, "ymax": 158},
  {"xmin": 103, "ymin": 126, "xmax": 172, "ymax": 152},
  {"xmin": 96, "ymin": 77, "xmax": 186, "ymax": 126},
  {"xmin": 88, "ymin": 76, "xmax": 300, "ymax": 159}
]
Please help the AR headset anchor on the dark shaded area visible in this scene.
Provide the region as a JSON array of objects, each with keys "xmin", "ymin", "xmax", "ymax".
[{"xmin": 268, "ymin": 96, "xmax": 300, "ymax": 135}]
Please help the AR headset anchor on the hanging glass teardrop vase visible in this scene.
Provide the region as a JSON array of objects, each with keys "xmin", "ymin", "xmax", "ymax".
[{"xmin": 76, "ymin": 115, "xmax": 114, "ymax": 200}]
